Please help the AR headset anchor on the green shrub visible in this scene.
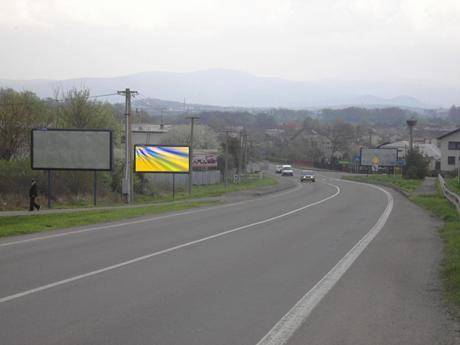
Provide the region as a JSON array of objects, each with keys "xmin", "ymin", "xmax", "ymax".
[{"xmin": 403, "ymin": 149, "xmax": 429, "ymax": 179}]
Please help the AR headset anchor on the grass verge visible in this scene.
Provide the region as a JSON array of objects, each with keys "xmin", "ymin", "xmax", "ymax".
[
  {"xmin": 446, "ymin": 178, "xmax": 460, "ymax": 195},
  {"xmin": 0, "ymin": 200, "xmax": 216, "ymax": 238},
  {"xmin": 342, "ymin": 174, "xmax": 422, "ymax": 194},
  {"xmin": 48, "ymin": 176, "xmax": 278, "ymax": 208},
  {"xmin": 410, "ymin": 186, "xmax": 460, "ymax": 312},
  {"xmin": 0, "ymin": 176, "xmax": 279, "ymax": 238},
  {"xmin": 151, "ymin": 176, "xmax": 278, "ymax": 201}
]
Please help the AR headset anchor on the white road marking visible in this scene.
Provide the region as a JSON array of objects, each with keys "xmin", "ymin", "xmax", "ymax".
[
  {"xmin": 255, "ymin": 180, "xmax": 393, "ymax": 345},
  {"xmin": 0, "ymin": 180, "xmax": 304, "ymax": 248},
  {"xmin": 0, "ymin": 182, "xmax": 339, "ymax": 303}
]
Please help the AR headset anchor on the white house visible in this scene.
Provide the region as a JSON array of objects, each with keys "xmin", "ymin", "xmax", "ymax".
[{"xmin": 438, "ymin": 128, "xmax": 460, "ymax": 172}]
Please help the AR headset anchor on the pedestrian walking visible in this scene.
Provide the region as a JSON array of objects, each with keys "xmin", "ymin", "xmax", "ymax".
[{"xmin": 29, "ymin": 179, "xmax": 40, "ymax": 211}]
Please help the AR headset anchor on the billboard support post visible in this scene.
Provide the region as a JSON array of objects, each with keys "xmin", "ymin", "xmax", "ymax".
[
  {"xmin": 172, "ymin": 174, "xmax": 175, "ymax": 200},
  {"xmin": 47, "ymin": 170, "xmax": 52, "ymax": 209},
  {"xmin": 225, "ymin": 130, "xmax": 229, "ymax": 189},
  {"xmin": 93, "ymin": 171, "xmax": 97, "ymax": 206},
  {"xmin": 238, "ymin": 131, "xmax": 244, "ymax": 183},
  {"xmin": 223, "ymin": 129, "xmax": 232, "ymax": 190},
  {"xmin": 243, "ymin": 131, "xmax": 248, "ymax": 174}
]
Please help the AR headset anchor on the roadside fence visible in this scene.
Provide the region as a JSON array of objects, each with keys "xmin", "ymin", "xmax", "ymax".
[{"xmin": 438, "ymin": 174, "xmax": 460, "ymax": 213}]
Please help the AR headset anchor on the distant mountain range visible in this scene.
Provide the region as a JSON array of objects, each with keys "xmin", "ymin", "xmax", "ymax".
[{"xmin": 1, "ymin": 69, "xmax": 458, "ymax": 109}]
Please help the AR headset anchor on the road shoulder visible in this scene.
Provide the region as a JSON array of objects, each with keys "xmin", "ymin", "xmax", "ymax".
[{"xmin": 287, "ymin": 186, "xmax": 460, "ymax": 345}]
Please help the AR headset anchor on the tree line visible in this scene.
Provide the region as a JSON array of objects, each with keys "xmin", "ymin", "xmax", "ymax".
[{"xmin": 0, "ymin": 88, "xmax": 450, "ymax": 209}]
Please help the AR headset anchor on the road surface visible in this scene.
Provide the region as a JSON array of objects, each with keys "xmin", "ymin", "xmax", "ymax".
[{"xmin": 0, "ymin": 172, "xmax": 458, "ymax": 344}]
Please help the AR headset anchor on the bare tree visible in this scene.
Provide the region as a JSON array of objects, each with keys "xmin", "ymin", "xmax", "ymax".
[{"xmin": 320, "ymin": 120, "xmax": 355, "ymax": 165}]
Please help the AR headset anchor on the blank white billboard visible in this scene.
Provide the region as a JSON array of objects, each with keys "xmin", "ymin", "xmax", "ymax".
[
  {"xmin": 31, "ymin": 129, "xmax": 112, "ymax": 170},
  {"xmin": 360, "ymin": 148, "xmax": 398, "ymax": 167}
]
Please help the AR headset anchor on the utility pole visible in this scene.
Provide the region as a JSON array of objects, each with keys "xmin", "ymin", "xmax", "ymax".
[
  {"xmin": 117, "ymin": 88, "xmax": 138, "ymax": 203},
  {"xmin": 186, "ymin": 116, "xmax": 199, "ymax": 195}
]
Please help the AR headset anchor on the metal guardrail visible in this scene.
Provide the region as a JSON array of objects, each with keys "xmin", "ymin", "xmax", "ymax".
[{"xmin": 438, "ymin": 174, "xmax": 460, "ymax": 213}]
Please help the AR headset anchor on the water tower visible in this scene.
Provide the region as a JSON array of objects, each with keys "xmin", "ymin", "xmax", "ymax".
[{"xmin": 406, "ymin": 118, "xmax": 417, "ymax": 151}]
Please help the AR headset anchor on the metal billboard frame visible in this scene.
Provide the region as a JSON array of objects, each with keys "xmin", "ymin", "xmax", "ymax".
[
  {"xmin": 31, "ymin": 128, "xmax": 113, "ymax": 171},
  {"xmin": 359, "ymin": 147, "xmax": 398, "ymax": 167},
  {"xmin": 134, "ymin": 144, "xmax": 191, "ymax": 174}
]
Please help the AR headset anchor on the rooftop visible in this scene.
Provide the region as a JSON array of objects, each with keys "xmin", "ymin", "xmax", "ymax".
[{"xmin": 437, "ymin": 128, "xmax": 460, "ymax": 140}]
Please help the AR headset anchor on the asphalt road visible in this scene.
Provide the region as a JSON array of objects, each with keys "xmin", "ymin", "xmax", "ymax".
[{"xmin": 0, "ymin": 172, "xmax": 458, "ymax": 344}]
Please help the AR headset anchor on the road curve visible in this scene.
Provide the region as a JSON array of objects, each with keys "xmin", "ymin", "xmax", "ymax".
[{"xmin": 0, "ymin": 173, "xmax": 457, "ymax": 345}]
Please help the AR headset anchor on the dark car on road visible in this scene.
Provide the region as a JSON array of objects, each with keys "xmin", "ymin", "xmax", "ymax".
[{"xmin": 300, "ymin": 171, "xmax": 315, "ymax": 182}]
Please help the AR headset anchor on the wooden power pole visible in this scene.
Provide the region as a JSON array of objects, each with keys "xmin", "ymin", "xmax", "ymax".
[
  {"xmin": 186, "ymin": 116, "xmax": 199, "ymax": 195},
  {"xmin": 117, "ymin": 88, "xmax": 138, "ymax": 203}
]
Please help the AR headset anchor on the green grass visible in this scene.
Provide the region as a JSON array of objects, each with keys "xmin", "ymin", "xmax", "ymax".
[
  {"xmin": 342, "ymin": 174, "xmax": 422, "ymax": 193},
  {"xmin": 410, "ymin": 185, "xmax": 460, "ymax": 311},
  {"xmin": 0, "ymin": 200, "xmax": 216, "ymax": 238},
  {"xmin": 135, "ymin": 176, "xmax": 278, "ymax": 202},
  {"xmin": 47, "ymin": 176, "xmax": 278, "ymax": 208},
  {"xmin": 0, "ymin": 176, "xmax": 278, "ymax": 238},
  {"xmin": 172, "ymin": 176, "xmax": 278, "ymax": 199},
  {"xmin": 446, "ymin": 178, "xmax": 460, "ymax": 195}
]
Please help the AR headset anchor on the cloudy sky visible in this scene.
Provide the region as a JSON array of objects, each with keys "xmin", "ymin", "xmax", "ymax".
[{"xmin": 1, "ymin": 0, "xmax": 459, "ymax": 84}]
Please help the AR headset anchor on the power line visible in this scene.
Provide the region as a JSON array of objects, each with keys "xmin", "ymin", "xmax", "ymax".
[
  {"xmin": 0, "ymin": 92, "xmax": 120, "ymax": 107},
  {"xmin": 131, "ymin": 94, "xmax": 170, "ymax": 114},
  {"xmin": 88, "ymin": 92, "xmax": 119, "ymax": 99},
  {"xmin": 0, "ymin": 102, "xmax": 39, "ymax": 107},
  {"xmin": 132, "ymin": 93, "xmax": 163, "ymax": 109},
  {"xmin": 132, "ymin": 95, "xmax": 152, "ymax": 107}
]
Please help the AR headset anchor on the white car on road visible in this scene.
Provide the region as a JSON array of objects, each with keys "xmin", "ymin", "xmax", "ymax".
[{"xmin": 281, "ymin": 165, "xmax": 294, "ymax": 176}]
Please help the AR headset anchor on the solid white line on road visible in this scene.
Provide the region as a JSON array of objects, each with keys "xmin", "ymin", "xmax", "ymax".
[
  {"xmin": 255, "ymin": 181, "xmax": 393, "ymax": 345},
  {"xmin": 0, "ymin": 182, "xmax": 339, "ymax": 303},
  {"xmin": 0, "ymin": 180, "xmax": 304, "ymax": 248}
]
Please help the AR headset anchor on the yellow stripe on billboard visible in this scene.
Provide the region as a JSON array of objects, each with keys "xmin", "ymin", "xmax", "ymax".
[{"xmin": 134, "ymin": 145, "xmax": 190, "ymax": 173}]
